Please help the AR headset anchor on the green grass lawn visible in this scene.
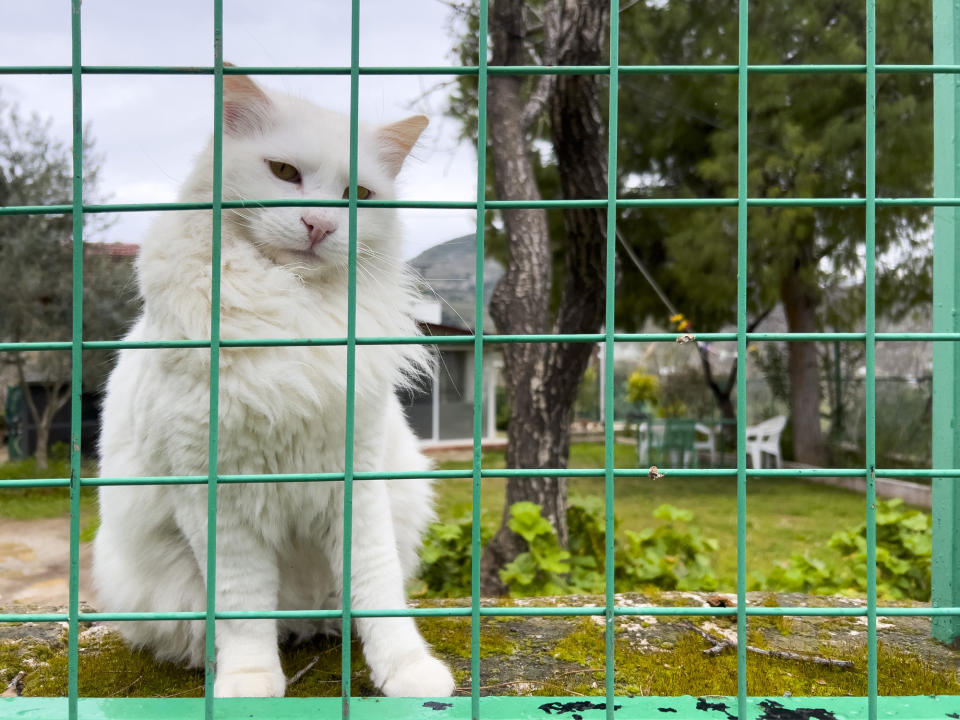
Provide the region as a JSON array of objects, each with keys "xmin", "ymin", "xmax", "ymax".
[
  {"xmin": 435, "ymin": 442, "xmax": 873, "ymax": 590},
  {"xmin": 0, "ymin": 456, "xmax": 100, "ymax": 540},
  {"xmin": 0, "ymin": 442, "xmax": 876, "ymax": 590}
]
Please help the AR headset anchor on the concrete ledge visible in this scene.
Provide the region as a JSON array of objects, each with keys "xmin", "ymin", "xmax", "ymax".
[{"xmin": 2, "ymin": 592, "xmax": 959, "ymax": 699}]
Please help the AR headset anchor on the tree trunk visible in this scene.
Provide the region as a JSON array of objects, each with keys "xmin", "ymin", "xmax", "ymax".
[
  {"xmin": 33, "ymin": 410, "xmax": 51, "ymax": 470},
  {"xmin": 33, "ymin": 383, "xmax": 70, "ymax": 471},
  {"xmin": 481, "ymin": 0, "xmax": 558, "ymax": 596},
  {"xmin": 780, "ymin": 268, "xmax": 825, "ymax": 465},
  {"xmin": 14, "ymin": 354, "xmax": 71, "ymax": 470},
  {"xmin": 695, "ymin": 308, "xmax": 774, "ymax": 423},
  {"xmin": 480, "ymin": 0, "xmax": 611, "ymax": 595},
  {"xmin": 697, "ymin": 346, "xmax": 737, "ymax": 420}
]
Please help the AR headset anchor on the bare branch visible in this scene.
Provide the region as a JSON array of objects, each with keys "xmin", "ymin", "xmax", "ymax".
[
  {"xmin": 747, "ymin": 305, "xmax": 776, "ymax": 333},
  {"xmin": 286, "ymin": 656, "xmax": 320, "ymax": 688},
  {"xmin": 686, "ymin": 622, "xmax": 854, "ymax": 669},
  {"xmin": 520, "ymin": 0, "xmax": 561, "ymax": 129},
  {"xmin": 521, "ymin": 75, "xmax": 556, "ymax": 128}
]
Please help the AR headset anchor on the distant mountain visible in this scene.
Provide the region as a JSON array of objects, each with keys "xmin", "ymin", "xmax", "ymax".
[{"xmin": 408, "ymin": 235, "xmax": 504, "ymax": 332}]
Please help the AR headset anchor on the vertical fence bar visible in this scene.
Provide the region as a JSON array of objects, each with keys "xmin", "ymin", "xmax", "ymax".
[
  {"xmin": 864, "ymin": 1, "xmax": 879, "ymax": 716},
  {"xmin": 931, "ymin": 0, "xmax": 960, "ymax": 646},
  {"xmin": 204, "ymin": 2, "xmax": 225, "ymax": 716},
  {"xmin": 603, "ymin": 2, "xmax": 620, "ymax": 717},
  {"xmin": 67, "ymin": 1, "xmax": 84, "ymax": 717},
  {"xmin": 342, "ymin": 0, "xmax": 362, "ymax": 714},
  {"xmin": 735, "ymin": 0, "xmax": 749, "ymax": 717},
  {"xmin": 471, "ymin": 0, "xmax": 490, "ymax": 717}
]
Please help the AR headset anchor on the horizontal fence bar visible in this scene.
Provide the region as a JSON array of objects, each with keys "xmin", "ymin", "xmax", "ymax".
[
  {"xmin": 9, "ymin": 696, "xmax": 960, "ymax": 720},
  {"xmin": 2, "ymin": 331, "xmax": 958, "ymax": 355},
  {"xmin": 14, "ymin": 467, "xmax": 960, "ymax": 490},
  {"xmin": 3, "ymin": 63, "xmax": 960, "ymax": 77},
  {"xmin": 4, "ymin": 605, "xmax": 960, "ymax": 625},
  {"xmin": 4, "ymin": 196, "xmax": 960, "ymax": 217}
]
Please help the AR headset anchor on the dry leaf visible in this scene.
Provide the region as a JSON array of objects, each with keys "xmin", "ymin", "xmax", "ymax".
[{"xmin": 706, "ymin": 595, "xmax": 735, "ymax": 608}]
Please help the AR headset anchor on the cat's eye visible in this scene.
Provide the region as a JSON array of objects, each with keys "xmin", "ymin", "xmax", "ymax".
[
  {"xmin": 268, "ymin": 160, "xmax": 301, "ymax": 184},
  {"xmin": 342, "ymin": 185, "xmax": 373, "ymax": 200}
]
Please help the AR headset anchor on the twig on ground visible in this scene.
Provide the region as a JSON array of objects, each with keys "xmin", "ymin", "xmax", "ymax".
[
  {"xmin": 685, "ymin": 622, "xmax": 854, "ymax": 669},
  {"xmin": 287, "ymin": 655, "xmax": 321, "ymax": 687},
  {"xmin": 109, "ymin": 673, "xmax": 143, "ymax": 697},
  {"xmin": 555, "ymin": 667, "xmax": 606, "ymax": 677},
  {"xmin": 1, "ymin": 671, "xmax": 24, "ymax": 697}
]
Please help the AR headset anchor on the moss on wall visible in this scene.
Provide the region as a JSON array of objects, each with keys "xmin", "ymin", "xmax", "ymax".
[{"xmin": 3, "ymin": 592, "xmax": 959, "ymax": 699}]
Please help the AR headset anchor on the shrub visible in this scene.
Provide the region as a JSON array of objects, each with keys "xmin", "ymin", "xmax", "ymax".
[
  {"xmin": 418, "ymin": 495, "xmax": 720, "ymax": 598},
  {"xmin": 750, "ymin": 499, "xmax": 931, "ymax": 601},
  {"xmin": 418, "ymin": 504, "xmax": 493, "ymax": 597},
  {"xmin": 615, "ymin": 504, "xmax": 719, "ymax": 591},
  {"xmin": 499, "ymin": 501, "xmax": 573, "ymax": 596}
]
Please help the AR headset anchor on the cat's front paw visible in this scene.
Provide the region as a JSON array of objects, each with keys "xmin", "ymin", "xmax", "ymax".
[
  {"xmin": 380, "ymin": 654, "xmax": 455, "ymax": 697},
  {"xmin": 214, "ymin": 668, "xmax": 287, "ymax": 698}
]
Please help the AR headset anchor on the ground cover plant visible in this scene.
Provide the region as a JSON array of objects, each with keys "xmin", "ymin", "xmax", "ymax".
[{"xmin": 432, "ymin": 443, "xmax": 875, "ymax": 592}]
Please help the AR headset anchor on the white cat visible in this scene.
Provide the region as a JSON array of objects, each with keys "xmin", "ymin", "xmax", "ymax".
[{"xmin": 92, "ymin": 70, "xmax": 455, "ymax": 698}]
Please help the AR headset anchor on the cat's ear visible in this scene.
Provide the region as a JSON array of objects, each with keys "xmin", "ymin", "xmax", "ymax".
[
  {"xmin": 222, "ymin": 62, "xmax": 272, "ymax": 136},
  {"xmin": 376, "ymin": 115, "xmax": 428, "ymax": 177}
]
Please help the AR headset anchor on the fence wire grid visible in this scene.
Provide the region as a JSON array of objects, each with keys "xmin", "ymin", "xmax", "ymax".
[{"xmin": 2, "ymin": 0, "xmax": 960, "ymax": 719}]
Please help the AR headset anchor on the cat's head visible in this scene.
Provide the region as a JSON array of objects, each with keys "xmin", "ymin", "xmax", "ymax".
[{"xmin": 217, "ymin": 69, "xmax": 427, "ymax": 271}]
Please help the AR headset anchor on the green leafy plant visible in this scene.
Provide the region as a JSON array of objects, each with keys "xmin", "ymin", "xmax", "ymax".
[
  {"xmin": 419, "ymin": 496, "xmax": 720, "ymax": 598},
  {"xmin": 565, "ymin": 494, "xmax": 611, "ymax": 593},
  {"xmin": 502, "ymin": 498, "xmax": 718, "ymax": 597},
  {"xmin": 418, "ymin": 504, "xmax": 492, "ymax": 597},
  {"xmin": 616, "ymin": 504, "xmax": 719, "ymax": 591},
  {"xmin": 751, "ymin": 499, "xmax": 931, "ymax": 601},
  {"xmin": 499, "ymin": 501, "xmax": 573, "ymax": 596}
]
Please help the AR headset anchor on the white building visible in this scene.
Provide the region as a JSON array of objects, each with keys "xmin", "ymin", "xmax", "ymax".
[{"xmin": 401, "ymin": 235, "xmax": 504, "ymax": 448}]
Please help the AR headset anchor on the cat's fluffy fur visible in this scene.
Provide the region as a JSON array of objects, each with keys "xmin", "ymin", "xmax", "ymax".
[{"xmin": 92, "ymin": 71, "xmax": 455, "ymax": 698}]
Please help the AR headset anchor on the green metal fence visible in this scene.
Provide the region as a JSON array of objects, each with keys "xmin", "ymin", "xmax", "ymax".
[{"xmin": 1, "ymin": 0, "xmax": 960, "ymax": 718}]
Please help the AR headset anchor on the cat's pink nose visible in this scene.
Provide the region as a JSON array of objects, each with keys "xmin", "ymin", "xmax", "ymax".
[{"xmin": 301, "ymin": 212, "xmax": 338, "ymax": 247}]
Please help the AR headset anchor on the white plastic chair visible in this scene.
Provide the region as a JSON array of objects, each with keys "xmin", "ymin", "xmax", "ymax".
[
  {"xmin": 744, "ymin": 415, "xmax": 787, "ymax": 468},
  {"xmin": 694, "ymin": 423, "xmax": 717, "ymax": 466},
  {"xmin": 636, "ymin": 421, "xmax": 665, "ymax": 466}
]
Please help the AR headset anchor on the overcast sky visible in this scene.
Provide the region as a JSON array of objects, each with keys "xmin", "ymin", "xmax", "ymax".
[{"xmin": 0, "ymin": 0, "xmax": 478, "ymax": 258}]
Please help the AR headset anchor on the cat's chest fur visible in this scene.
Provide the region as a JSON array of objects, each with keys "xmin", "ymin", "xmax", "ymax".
[{"xmin": 130, "ymin": 229, "xmax": 421, "ymax": 487}]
